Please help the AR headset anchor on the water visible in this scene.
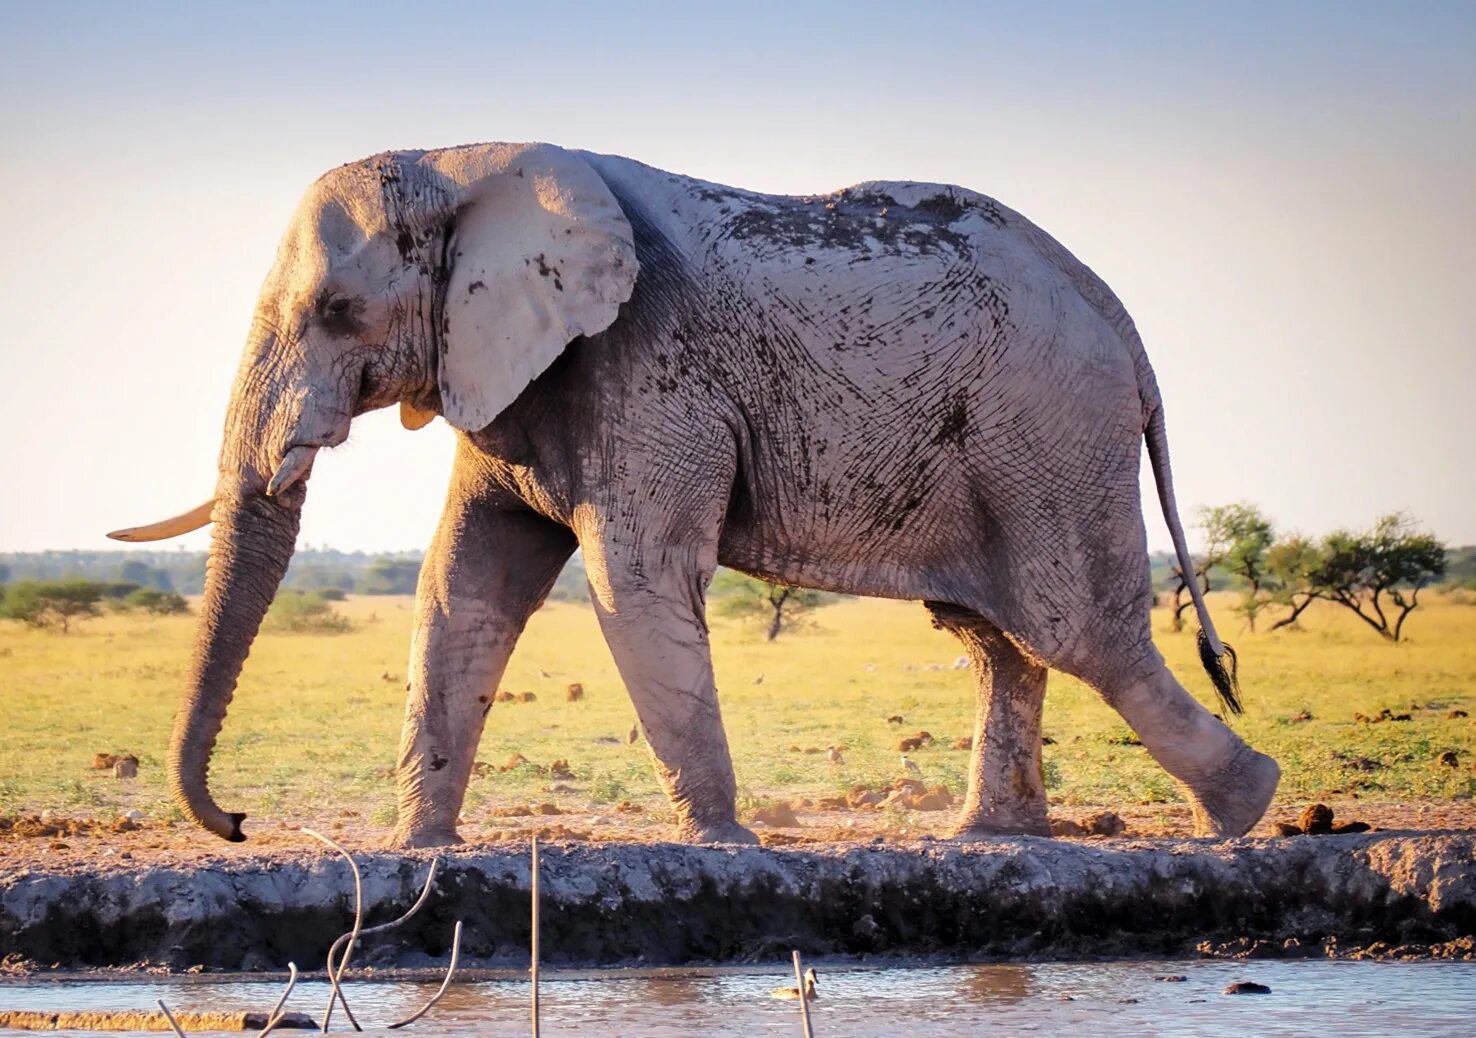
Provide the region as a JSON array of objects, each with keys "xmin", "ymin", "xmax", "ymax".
[{"xmin": 2, "ymin": 959, "xmax": 1473, "ymax": 1036}]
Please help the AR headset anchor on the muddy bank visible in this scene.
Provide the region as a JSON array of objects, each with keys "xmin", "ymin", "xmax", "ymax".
[{"xmin": 1, "ymin": 833, "xmax": 1472, "ymax": 969}]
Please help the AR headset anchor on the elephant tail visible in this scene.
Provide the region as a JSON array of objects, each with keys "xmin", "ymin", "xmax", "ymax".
[{"xmin": 1144, "ymin": 406, "xmax": 1243, "ymax": 715}]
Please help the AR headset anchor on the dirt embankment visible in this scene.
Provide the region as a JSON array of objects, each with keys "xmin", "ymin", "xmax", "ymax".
[{"xmin": 1, "ymin": 833, "xmax": 1472, "ymax": 970}]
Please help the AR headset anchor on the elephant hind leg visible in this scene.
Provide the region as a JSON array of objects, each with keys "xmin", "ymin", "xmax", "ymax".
[
  {"xmin": 1063, "ymin": 638, "xmax": 1279, "ymax": 838},
  {"xmin": 926, "ymin": 602, "xmax": 1051, "ymax": 839}
]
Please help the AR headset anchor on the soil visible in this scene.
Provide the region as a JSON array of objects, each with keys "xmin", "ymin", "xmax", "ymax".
[
  {"xmin": 1, "ymin": 805, "xmax": 1472, "ymax": 972},
  {"xmin": 2, "ymin": 798, "xmax": 1471, "ymax": 874}
]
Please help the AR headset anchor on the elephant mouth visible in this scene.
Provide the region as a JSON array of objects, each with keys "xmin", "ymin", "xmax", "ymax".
[{"xmin": 265, "ymin": 444, "xmax": 320, "ymax": 497}]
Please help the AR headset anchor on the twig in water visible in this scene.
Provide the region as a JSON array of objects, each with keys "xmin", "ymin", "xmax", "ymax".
[
  {"xmin": 792, "ymin": 950, "xmax": 814, "ymax": 1038},
  {"xmin": 156, "ymin": 1000, "xmax": 187, "ymax": 1038},
  {"xmin": 387, "ymin": 920, "xmax": 463, "ymax": 1029},
  {"xmin": 255, "ymin": 961, "xmax": 299, "ymax": 1037},
  {"xmin": 319, "ymin": 856, "xmax": 443, "ymax": 1029},
  {"xmin": 301, "ymin": 828, "xmax": 365, "ymax": 1033},
  {"xmin": 531, "ymin": 836, "xmax": 541, "ymax": 1038}
]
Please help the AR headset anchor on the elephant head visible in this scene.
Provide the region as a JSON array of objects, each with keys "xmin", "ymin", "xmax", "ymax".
[{"xmin": 108, "ymin": 143, "xmax": 637, "ymax": 840}]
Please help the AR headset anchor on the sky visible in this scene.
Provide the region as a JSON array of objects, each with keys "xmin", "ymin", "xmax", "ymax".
[{"xmin": 1, "ymin": 0, "xmax": 1472, "ymax": 555}]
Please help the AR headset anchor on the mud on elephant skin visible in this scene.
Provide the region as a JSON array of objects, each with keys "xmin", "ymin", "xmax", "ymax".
[{"xmin": 108, "ymin": 141, "xmax": 1279, "ymax": 848}]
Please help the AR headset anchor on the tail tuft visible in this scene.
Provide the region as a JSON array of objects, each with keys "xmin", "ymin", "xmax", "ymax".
[{"xmin": 1197, "ymin": 629, "xmax": 1242, "ymax": 716}]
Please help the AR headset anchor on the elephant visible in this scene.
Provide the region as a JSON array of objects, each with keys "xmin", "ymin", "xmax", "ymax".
[{"xmin": 109, "ymin": 141, "xmax": 1280, "ymax": 848}]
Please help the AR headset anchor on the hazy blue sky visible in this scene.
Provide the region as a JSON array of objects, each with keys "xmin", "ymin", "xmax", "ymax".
[{"xmin": 1, "ymin": 1, "xmax": 1472, "ymax": 554}]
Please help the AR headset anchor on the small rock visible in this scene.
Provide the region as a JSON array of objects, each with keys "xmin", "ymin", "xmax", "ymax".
[
  {"xmin": 748, "ymin": 802, "xmax": 800, "ymax": 827},
  {"xmin": 1223, "ymin": 981, "xmax": 1271, "ymax": 995},
  {"xmin": 535, "ymin": 803, "xmax": 563, "ymax": 816},
  {"xmin": 517, "ymin": 691, "xmax": 538, "ymax": 703},
  {"xmin": 1081, "ymin": 811, "xmax": 1125, "ymax": 837},
  {"xmin": 911, "ymin": 785, "xmax": 954, "ymax": 811},
  {"xmin": 852, "ymin": 913, "xmax": 879, "ymax": 938},
  {"xmin": 1049, "ymin": 818, "xmax": 1087, "ymax": 838},
  {"xmin": 495, "ymin": 691, "xmax": 516, "ymax": 703},
  {"xmin": 1298, "ymin": 803, "xmax": 1334, "ymax": 835}
]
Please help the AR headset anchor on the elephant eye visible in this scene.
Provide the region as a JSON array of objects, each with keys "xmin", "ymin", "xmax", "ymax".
[{"xmin": 318, "ymin": 295, "xmax": 361, "ymax": 333}]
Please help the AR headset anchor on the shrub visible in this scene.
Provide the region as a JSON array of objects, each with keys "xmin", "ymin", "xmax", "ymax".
[
  {"xmin": 265, "ymin": 590, "xmax": 353, "ymax": 634},
  {"xmin": 0, "ymin": 580, "xmax": 107, "ymax": 633},
  {"xmin": 124, "ymin": 587, "xmax": 190, "ymax": 615}
]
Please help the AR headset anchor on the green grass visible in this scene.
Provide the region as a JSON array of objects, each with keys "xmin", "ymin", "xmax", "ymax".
[{"xmin": 0, "ymin": 593, "xmax": 1472, "ymax": 827}]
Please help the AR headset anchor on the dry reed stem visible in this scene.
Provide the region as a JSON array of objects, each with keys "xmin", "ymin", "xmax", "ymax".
[
  {"xmin": 387, "ymin": 920, "xmax": 464, "ymax": 1029},
  {"xmin": 255, "ymin": 961, "xmax": 299, "ymax": 1037},
  {"xmin": 531, "ymin": 837, "xmax": 541, "ymax": 1038},
  {"xmin": 792, "ymin": 950, "xmax": 814, "ymax": 1038},
  {"xmin": 319, "ymin": 856, "xmax": 442, "ymax": 1019},
  {"xmin": 300, "ymin": 829, "xmax": 364, "ymax": 1033}
]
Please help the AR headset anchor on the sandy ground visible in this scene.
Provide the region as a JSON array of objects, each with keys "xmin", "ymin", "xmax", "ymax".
[{"xmin": 4, "ymin": 798, "xmax": 1474, "ymax": 879}]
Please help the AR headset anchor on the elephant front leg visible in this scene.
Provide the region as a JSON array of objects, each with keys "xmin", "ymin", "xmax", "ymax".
[
  {"xmin": 927, "ymin": 604, "xmax": 1051, "ymax": 838},
  {"xmin": 583, "ymin": 534, "xmax": 755, "ymax": 845},
  {"xmin": 390, "ymin": 505, "xmax": 575, "ymax": 849}
]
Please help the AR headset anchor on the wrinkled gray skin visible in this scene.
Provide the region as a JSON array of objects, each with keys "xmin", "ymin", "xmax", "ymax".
[{"xmin": 125, "ymin": 142, "xmax": 1280, "ymax": 848}]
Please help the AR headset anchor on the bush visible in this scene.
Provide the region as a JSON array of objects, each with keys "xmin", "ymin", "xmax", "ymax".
[
  {"xmin": 124, "ymin": 587, "xmax": 190, "ymax": 615},
  {"xmin": 0, "ymin": 580, "xmax": 108, "ymax": 633},
  {"xmin": 265, "ymin": 590, "xmax": 353, "ymax": 634}
]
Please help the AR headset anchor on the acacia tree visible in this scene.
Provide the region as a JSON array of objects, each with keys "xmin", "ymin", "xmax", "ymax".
[
  {"xmin": 1308, "ymin": 514, "xmax": 1445, "ymax": 642},
  {"xmin": 0, "ymin": 580, "xmax": 107, "ymax": 633},
  {"xmin": 709, "ymin": 571, "xmax": 827, "ymax": 640},
  {"xmin": 1265, "ymin": 534, "xmax": 1323, "ymax": 631},
  {"xmin": 1200, "ymin": 503, "xmax": 1276, "ymax": 631}
]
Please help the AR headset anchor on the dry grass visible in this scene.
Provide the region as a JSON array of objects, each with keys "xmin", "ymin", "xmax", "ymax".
[{"xmin": 0, "ymin": 592, "xmax": 1472, "ymax": 831}]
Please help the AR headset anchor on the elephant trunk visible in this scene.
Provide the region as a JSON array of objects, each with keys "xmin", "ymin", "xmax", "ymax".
[
  {"xmin": 169, "ymin": 487, "xmax": 302, "ymax": 841},
  {"xmin": 169, "ymin": 346, "xmax": 317, "ymax": 842}
]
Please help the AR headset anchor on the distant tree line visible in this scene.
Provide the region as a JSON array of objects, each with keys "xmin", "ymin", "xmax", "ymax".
[
  {"xmin": 1161, "ymin": 506, "xmax": 1456, "ymax": 642},
  {"xmin": 0, "ymin": 547, "xmax": 603, "ymax": 602}
]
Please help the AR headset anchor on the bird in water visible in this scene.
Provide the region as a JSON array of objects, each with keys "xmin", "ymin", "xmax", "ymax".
[
  {"xmin": 827, "ymin": 745, "xmax": 845, "ymax": 765},
  {"xmin": 901, "ymin": 754, "xmax": 923, "ymax": 779},
  {"xmin": 771, "ymin": 967, "xmax": 819, "ymax": 1001}
]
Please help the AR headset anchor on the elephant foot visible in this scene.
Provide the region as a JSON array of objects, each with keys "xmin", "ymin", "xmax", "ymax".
[
  {"xmin": 1188, "ymin": 745, "xmax": 1281, "ymax": 838},
  {"xmin": 385, "ymin": 826, "xmax": 465, "ymax": 850},
  {"xmin": 676, "ymin": 819, "xmax": 761, "ymax": 846}
]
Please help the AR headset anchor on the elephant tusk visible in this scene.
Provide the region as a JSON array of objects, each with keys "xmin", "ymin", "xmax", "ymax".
[
  {"xmin": 107, "ymin": 499, "xmax": 216, "ymax": 542},
  {"xmin": 400, "ymin": 401, "xmax": 437, "ymax": 430},
  {"xmin": 266, "ymin": 445, "xmax": 318, "ymax": 497}
]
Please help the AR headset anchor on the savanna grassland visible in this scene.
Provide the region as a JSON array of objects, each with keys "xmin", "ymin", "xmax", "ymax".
[{"xmin": 1, "ymin": 593, "xmax": 1473, "ymax": 845}]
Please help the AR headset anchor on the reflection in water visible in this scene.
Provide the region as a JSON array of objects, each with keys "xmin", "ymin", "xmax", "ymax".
[
  {"xmin": 2, "ymin": 959, "xmax": 1474, "ymax": 1037},
  {"xmin": 959, "ymin": 963, "xmax": 1036, "ymax": 1005}
]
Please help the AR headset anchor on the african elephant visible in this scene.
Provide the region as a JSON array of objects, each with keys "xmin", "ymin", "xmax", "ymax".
[{"xmin": 110, "ymin": 141, "xmax": 1280, "ymax": 848}]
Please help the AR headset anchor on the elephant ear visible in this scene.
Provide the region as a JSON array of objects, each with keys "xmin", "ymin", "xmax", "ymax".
[{"xmin": 430, "ymin": 144, "xmax": 638, "ymax": 432}]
